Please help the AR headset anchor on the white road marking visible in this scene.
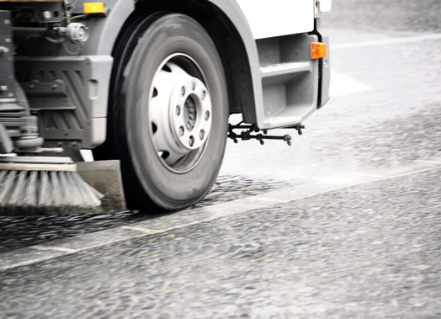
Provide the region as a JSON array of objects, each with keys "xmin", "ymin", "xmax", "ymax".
[
  {"xmin": 0, "ymin": 258, "xmax": 67, "ymax": 270},
  {"xmin": 332, "ymin": 33, "xmax": 441, "ymax": 49},
  {"xmin": 31, "ymin": 246, "xmax": 77, "ymax": 253},
  {"xmin": 394, "ymin": 168, "xmax": 438, "ymax": 178},
  {"xmin": 330, "ymin": 71, "xmax": 374, "ymax": 97},
  {"xmin": 121, "ymin": 226, "xmax": 158, "ymax": 234},
  {"xmin": 415, "ymin": 159, "xmax": 441, "ymax": 165},
  {"xmin": 355, "ymin": 173, "xmax": 387, "ymax": 178},
  {"xmin": 229, "ymin": 113, "xmax": 243, "ymax": 123},
  {"xmin": 1, "ymin": 156, "xmax": 441, "ymax": 272}
]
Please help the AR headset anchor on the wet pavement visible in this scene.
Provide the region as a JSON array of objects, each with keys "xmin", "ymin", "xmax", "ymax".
[
  {"xmin": 2, "ymin": 169, "xmax": 441, "ymax": 318},
  {"xmin": 1, "ymin": 0, "xmax": 441, "ymax": 317},
  {"xmin": 0, "ymin": 177, "xmax": 290, "ymax": 253}
]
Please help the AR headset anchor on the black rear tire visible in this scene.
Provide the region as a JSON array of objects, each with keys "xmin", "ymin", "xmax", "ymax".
[{"xmin": 109, "ymin": 13, "xmax": 228, "ymax": 211}]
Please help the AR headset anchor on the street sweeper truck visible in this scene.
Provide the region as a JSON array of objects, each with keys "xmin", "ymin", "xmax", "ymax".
[{"xmin": 0, "ymin": 0, "xmax": 331, "ymax": 214}]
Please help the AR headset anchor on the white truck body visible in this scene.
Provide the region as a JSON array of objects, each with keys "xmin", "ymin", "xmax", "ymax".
[{"xmin": 236, "ymin": 0, "xmax": 315, "ymax": 39}]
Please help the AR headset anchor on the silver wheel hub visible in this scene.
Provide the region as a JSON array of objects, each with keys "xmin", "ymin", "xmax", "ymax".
[{"xmin": 149, "ymin": 59, "xmax": 212, "ymax": 166}]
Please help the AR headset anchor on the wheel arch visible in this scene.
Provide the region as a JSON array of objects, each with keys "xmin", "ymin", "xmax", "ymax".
[
  {"xmin": 87, "ymin": 0, "xmax": 261, "ymax": 122},
  {"xmin": 170, "ymin": 0, "xmax": 261, "ymax": 122}
]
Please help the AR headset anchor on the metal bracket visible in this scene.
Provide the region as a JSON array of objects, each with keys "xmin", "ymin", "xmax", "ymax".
[
  {"xmin": 285, "ymin": 124, "xmax": 305, "ymax": 136},
  {"xmin": 22, "ymin": 80, "xmax": 76, "ymax": 111}
]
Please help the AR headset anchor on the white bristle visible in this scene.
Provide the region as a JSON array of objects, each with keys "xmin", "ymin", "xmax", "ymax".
[
  {"xmin": 71, "ymin": 172, "xmax": 103, "ymax": 208},
  {"xmin": 0, "ymin": 171, "xmax": 16, "ymax": 204},
  {"xmin": 50, "ymin": 171, "xmax": 63, "ymax": 208},
  {"xmin": 0, "ymin": 169, "xmax": 103, "ymax": 215},
  {"xmin": 23, "ymin": 171, "xmax": 38, "ymax": 207},
  {"xmin": 38, "ymin": 170, "xmax": 51, "ymax": 208},
  {"xmin": 65, "ymin": 172, "xmax": 83, "ymax": 207},
  {"xmin": 7, "ymin": 171, "xmax": 26, "ymax": 206}
]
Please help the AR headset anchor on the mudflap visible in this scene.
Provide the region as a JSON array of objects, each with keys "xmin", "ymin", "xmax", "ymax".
[{"xmin": 76, "ymin": 160, "xmax": 127, "ymax": 213}]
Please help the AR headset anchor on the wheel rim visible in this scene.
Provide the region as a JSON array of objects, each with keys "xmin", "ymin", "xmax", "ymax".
[{"xmin": 149, "ymin": 54, "xmax": 212, "ymax": 173}]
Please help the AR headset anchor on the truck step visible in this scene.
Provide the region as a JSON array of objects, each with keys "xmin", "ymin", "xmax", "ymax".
[{"xmin": 260, "ymin": 62, "xmax": 311, "ymax": 86}]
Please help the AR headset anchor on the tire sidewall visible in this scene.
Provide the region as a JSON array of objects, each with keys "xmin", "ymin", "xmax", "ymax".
[{"xmin": 123, "ymin": 14, "xmax": 228, "ymax": 209}]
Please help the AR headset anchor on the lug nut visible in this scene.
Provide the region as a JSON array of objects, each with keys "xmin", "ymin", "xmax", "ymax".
[
  {"xmin": 201, "ymin": 90, "xmax": 206, "ymax": 100},
  {"xmin": 179, "ymin": 126, "xmax": 184, "ymax": 136},
  {"xmin": 199, "ymin": 129, "xmax": 205, "ymax": 140},
  {"xmin": 192, "ymin": 82, "xmax": 196, "ymax": 90},
  {"xmin": 189, "ymin": 135, "xmax": 194, "ymax": 147},
  {"xmin": 204, "ymin": 110, "xmax": 210, "ymax": 121},
  {"xmin": 176, "ymin": 105, "xmax": 181, "ymax": 116},
  {"xmin": 181, "ymin": 87, "xmax": 185, "ymax": 96}
]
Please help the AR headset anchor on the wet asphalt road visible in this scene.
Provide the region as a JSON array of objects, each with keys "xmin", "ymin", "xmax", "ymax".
[
  {"xmin": 1, "ymin": 0, "xmax": 441, "ymax": 317},
  {"xmin": 2, "ymin": 170, "xmax": 441, "ymax": 318}
]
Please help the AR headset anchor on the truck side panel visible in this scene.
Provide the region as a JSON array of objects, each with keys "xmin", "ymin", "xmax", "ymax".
[{"xmin": 235, "ymin": 0, "xmax": 315, "ymax": 39}]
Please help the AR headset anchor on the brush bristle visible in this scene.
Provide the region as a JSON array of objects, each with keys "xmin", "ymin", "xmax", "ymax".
[{"xmin": 0, "ymin": 170, "xmax": 103, "ymax": 215}]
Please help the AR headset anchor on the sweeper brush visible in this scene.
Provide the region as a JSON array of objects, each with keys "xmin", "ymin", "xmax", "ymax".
[{"xmin": 0, "ymin": 163, "xmax": 103, "ymax": 215}]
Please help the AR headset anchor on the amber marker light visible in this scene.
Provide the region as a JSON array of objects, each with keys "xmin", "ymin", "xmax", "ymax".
[
  {"xmin": 0, "ymin": 0, "xmax": 63, "ymax": 2},
  {"xmin": 310, "ymin": 42, "xmax": 327, "ymax": 60},
  {"xmin": 83, "ymin": 2, "xmax": 104, "ymax": 14}
]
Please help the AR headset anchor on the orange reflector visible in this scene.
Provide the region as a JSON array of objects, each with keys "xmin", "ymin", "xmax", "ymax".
[
  {"xmin": 310, "ymin": 42, "xmax": 327, "ymax": 60},
  {"xmin": 0, "ymin": 0, "xmax": 63, "ymax": 2},
  {"xmin": 83, "ymin": 3, "xmax": 104, "ymax": 13}
]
